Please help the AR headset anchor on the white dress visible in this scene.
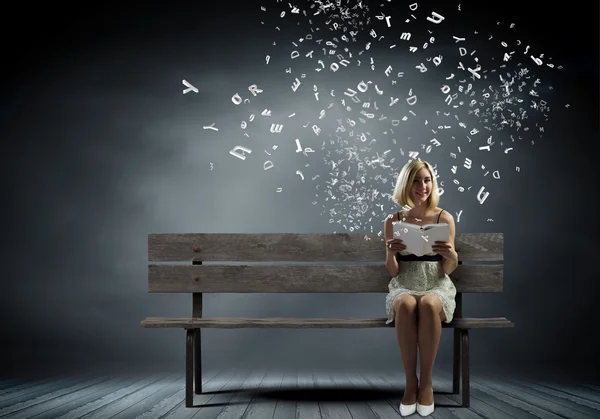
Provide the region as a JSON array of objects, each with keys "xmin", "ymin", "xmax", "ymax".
[{"xmin": 384, "ymin": 251, "xmax": 457, "ymax": 324}]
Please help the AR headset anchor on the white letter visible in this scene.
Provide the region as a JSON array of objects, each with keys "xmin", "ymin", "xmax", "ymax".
[
  {"xmin": 229, "ymin": 145, "xmax": 252, "ymax": 160},
  {"xmin": 248, "ymin": 84, "xmax": 263, "ymax": 96},
  {"xmin": 292, "ymin": 78, "xmax": 301, "ymax": 92},
  {"xmin": 270, "ymin": 123, "xmax": 283, "ymax": 133},
  {"xmin": 182, "ymin": 79, "xmax": 198, "ymax": 94},
  {"xmin": 477, "ymin": 186, "xmax": 489, "ymax": 204},
  {"xmin": 427, "ymin": 11, "xmax": 445, "ymax": 24}
]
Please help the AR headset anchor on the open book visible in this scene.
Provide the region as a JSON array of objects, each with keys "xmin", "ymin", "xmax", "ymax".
[{"xmin": 393, "ymin": 222, "xmax": 450, "ymax": 257}]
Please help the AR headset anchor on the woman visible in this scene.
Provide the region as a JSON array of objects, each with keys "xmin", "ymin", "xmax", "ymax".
[{"xmin": 383, "ymin": 159, "xmax": 458, "ymax": 417}]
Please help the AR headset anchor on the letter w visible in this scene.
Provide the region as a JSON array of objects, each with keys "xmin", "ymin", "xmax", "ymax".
[{"xmin": 270, "ymin": 124, "xmax": 283, "ymax": 133}]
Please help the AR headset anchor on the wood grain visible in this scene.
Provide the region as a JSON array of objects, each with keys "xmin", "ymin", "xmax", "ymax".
[
  {"xmin": 148, "ymin": 264, "xmax": 504, "ymax": 294},
  {"xmin": 149, "ymin": 233, "xmax": 504, "ymax": 262},
  {"xmin": 140, "ymin": 317, "xmax": 514, "ymax": 329}
]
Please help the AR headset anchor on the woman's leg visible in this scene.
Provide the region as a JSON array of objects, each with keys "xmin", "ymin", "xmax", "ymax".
[
  {"xmin": 416, "ymin": 294, "xmax": 445, "ymax": 405},
  {"xmin": 394, "ymin": 294, "xmax": 419, "ymax": 404}
]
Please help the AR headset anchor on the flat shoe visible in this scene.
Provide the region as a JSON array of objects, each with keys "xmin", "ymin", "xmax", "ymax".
[
  {"xmin": 416, "ymin": 401, "xmax": 435, "ymax": 416},
  {"xmin": 399, "ymin": 402, "xmax": 417, "ymax": 416}
]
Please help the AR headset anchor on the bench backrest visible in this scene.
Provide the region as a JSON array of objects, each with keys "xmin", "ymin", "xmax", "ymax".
[{"xmin": 147, "ymin": 233, "xmax": 504, "ymax": 295}]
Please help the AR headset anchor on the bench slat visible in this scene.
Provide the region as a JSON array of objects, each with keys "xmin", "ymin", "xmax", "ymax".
[
  {"xmin": 140, "ymin": 317, "xmax": 514, "ymax": 329},
  {"xmin": 148, "ymin": 264, "xmax": 504, "ymax": 293},
  {"xmin": 148, "ymin": 233, "xmax": 504, "ymax": 262}
]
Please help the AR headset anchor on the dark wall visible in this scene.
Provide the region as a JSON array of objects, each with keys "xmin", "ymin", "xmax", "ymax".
[{"xmin": 1, "ymin": 0, "xmax": 598, "ymax": 378}]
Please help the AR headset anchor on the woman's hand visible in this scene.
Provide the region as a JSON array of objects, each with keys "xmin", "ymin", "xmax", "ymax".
[
  {"xmin": 386, "ymin": 238, "xmax": 406, "ymax": 253},
  {"xmin": 432, "ymin": 241, "xmax": 458, "ymax": 261}
]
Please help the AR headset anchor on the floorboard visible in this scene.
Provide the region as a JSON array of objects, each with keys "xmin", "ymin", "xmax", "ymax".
[
  {"xmin": 433, "ymin": 370, "xmax": 539, "ymax": 419},
  {"xmin": 476, "ymin": 374, "xmax": 597, "ymax": 419},
  {"xmin": 10, "ymin": 375, "xmax": 140, "ymax": 419},
  {"xmin": 480, "ymin": 372, "xmax": 600, "ymax": 418},
  {"xmin": 1, "ymin": 368, "xmax": 599, "ymax": 419},
  {"xmin": 330, "ymin": 371, "xmax": 378, "ymax": 419},
  {"xmin": 272, "ymin": 371, "xmax": 298, "ymax": 419},
  {"xmin": 344, "ymin": 372, "xmax": 402, "ymax": 419}
]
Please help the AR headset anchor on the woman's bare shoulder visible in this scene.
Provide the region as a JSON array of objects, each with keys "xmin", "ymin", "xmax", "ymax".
[{"xmin": 438, "ymin": 208, "xmax": 454, "ymax": 222}]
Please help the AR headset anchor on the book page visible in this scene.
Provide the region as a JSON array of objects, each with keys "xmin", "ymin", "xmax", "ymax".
[
  {"xmin": 420, "ymin": 224, "xmax": 450, "ymax": 255},
  {"xmin": 392, "ymin": 222, "xmax": 428, "ymax": 256},
  {"xmin": 393, "ymin": 222, "xmax": 450, "ymax": 256}
]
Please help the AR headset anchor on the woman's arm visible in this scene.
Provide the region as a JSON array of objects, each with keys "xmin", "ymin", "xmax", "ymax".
[
  {"xmin": 436, "ymin": 211, "xmax": 459, "ymax": 275},
  {"xmin": 384, "ymin": 214, "xmax": 400, "ymax": 276}
]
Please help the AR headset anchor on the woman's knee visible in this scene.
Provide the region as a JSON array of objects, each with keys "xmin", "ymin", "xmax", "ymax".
[
  {"xmin": 394, "ymin": 294, "xmax": 418, "ymax": 316},
  {"xmin": 418, "ymin": 294, "xmax": 442, "ymax": 316}
]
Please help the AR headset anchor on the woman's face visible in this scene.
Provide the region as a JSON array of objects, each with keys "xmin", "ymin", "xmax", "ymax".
[{"xmin": 411, "ymin": 167, "xmax": 432, "ymax": 204}]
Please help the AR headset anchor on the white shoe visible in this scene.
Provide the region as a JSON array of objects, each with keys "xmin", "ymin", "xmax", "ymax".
[
  {"xmin": 399, "ymin": 402, "xmax": 417, "ymax": 416},
  {"xmin": 416, "ymin": 401, "xmax": 435, "ymax": 416}
]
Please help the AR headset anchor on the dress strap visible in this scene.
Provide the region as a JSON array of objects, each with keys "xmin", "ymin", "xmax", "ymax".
[{"xmin": 436, "ymin": 209, "xmax": 444, "ymax": 223}]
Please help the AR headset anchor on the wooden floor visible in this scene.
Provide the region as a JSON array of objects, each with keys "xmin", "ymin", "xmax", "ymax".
[{"xmin": 1, "ymin": 368, "xmax": 599, "ymax": 419}]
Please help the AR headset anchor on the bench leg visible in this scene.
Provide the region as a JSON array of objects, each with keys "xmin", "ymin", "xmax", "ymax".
[
  {"xmin": 453, "ymin": 329, "xmax": 460, "ymax": 394},
  {"xmin": 194, "ymin": 329, "xmax": 202, "ymax": 394},
  {"xmin": 186, "ymin": 329, "xmax": 194, "ymax": 407},
  {"xmin": 461, "ymin": 329, "xmax": 470, "ymax": 408}
]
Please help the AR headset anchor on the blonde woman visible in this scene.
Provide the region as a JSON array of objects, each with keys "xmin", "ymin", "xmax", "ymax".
[{"xmin": 383, "ymin": 159, "xmax": 458, "ymax": 417}]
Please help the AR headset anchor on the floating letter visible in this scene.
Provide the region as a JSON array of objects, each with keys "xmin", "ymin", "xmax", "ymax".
[
  {"xmin": 270, "ymin": 124, "xmax": 283, "ymax": 133},
  {"xmin": 292, "ymin": 78, "xmax": 301, "ymax": 92},
  {"xmin": 182, "ymin": 79, "xmax": 198, "ymax": 94},
  {"xmin": 229, "ymin": 146, "xmax": 252, "ymax": 160},
  {"xmin": 477, "ymin": 186, "xmax": 489, "ymax": 204},
  {"xmin": 427, "ymin": 11, "xmax": 445, "ymax": 24},
  {"xmin": 248, "ymin": 85, "xmax": 263, "ymax": 96}
]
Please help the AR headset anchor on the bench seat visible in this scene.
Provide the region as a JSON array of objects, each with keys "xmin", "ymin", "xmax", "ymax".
[{"xmin": 141, "ymin": 316, "xmax": 515, "ymax": 329}]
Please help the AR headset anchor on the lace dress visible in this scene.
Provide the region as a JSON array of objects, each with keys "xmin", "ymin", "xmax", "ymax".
[{"xmin": 384, "ymin": 250, "xmax": 457, "ymax": 324}]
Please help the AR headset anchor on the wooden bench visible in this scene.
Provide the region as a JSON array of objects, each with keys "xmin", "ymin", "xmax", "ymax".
[{"xmin": 141, "ymin": 232, "xmax": 514, "ymax": 408}]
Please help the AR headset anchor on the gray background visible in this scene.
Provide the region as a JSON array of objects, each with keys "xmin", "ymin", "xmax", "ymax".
[{"xmin": 2, "ymin": 0, "xmax": 598, "ymax": 379}]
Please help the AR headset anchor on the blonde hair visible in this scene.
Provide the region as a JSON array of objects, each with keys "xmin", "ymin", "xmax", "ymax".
[{"xmin": 392, "ymin": 159, "xmax": 440, "ymax": 211}]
